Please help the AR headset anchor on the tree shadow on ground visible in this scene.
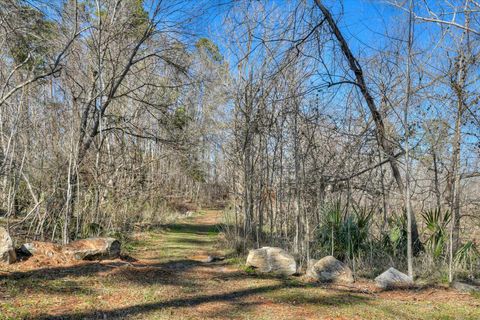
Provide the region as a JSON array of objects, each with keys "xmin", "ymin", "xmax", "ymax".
[
  {"xmin": 159, "ymin": 222, "xmax": 224, "ymax": 235},
  {"xmin": 0, "ymin": 258, "xmax": 209, "ymax": 288},
  {"xmin": 31, "ymin": 280, "xmax": 373, "ymax": 320},
  {"xmin": 172, "ymin": 237, "xmax": 214, "ymax": 246},
  {"xmin": 0, "ymin": 278, "xmax": 97, "ymax": 297}
]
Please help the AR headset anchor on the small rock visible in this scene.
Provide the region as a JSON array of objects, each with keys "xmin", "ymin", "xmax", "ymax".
[
  {"xmin": 451, "ymin": 281, "xmax": 480, "ymax": 293},
  {"xmin": 204, "ymin": 255, "xmax": 225, "ymax": 263},
  {"xmin": 246, "ymin": 247, "xmax": 296, "ymax": 276},
  {"xmin": 306, "ymin": 256, "xmax": 354, "ymax": 283},
  {"xmin": 375, "ymin": 267, "xmax": 413, "ymax": 289},
  {"xmin": 0, "ymin": 227, "xmax": 16, "ymax": 264}
]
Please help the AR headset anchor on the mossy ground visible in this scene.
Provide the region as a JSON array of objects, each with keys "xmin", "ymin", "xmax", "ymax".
[{"xmin": 0, "ymin": 210, "xmax": 478, "ymax": 319}]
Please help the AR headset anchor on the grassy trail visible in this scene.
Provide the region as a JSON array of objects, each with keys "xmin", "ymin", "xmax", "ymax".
[{"xmin": 0, "ymin": 210, "xmax": 479, "ymax": 319}]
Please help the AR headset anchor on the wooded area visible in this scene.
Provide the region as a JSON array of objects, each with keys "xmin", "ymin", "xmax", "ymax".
[{"xmin": 0, "ymin": 1, "xmax": 479, "ymax": 316}]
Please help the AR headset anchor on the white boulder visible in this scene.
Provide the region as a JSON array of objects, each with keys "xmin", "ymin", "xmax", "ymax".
[
  {"xmin": 375, "ymin": 267, "xmax": 413, "ymax": 289},
  {"xmin": 306, "ymin": 256, "xmax": 354, "ymax": 283},
  {"xmin": 246, "ymin": 247, "xmax": 296, "ymax": 276}
]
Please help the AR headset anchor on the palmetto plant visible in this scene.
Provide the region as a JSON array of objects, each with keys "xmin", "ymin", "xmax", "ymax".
[
  {"xmin": 316, "ymin": 202, "xmax": 372, "ymax": 261},
  {"xmin": 454, "ymin": 241, "xmax": 480, "ymax": 275},
  {"xmin": 421, "ymin": 208, "xmax": 451, "ymax": 260},
  {"xmin": 345, "ymin": 206, "xmax": 373, "ymax": 259},
  {"xmin": 317, "ymin": 201, "xmax": 343, "ymax": 256}
]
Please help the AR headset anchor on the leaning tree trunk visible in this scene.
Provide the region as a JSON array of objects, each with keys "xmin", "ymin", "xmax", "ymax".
[{"xmin": 314, "ymin": 0, "xmax": 422, "ymax": 252}]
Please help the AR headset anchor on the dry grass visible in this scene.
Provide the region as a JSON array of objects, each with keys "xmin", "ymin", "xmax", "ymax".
[{"xmin": 0, "ymin": 210, "xmax": 479, "ymax": 320}]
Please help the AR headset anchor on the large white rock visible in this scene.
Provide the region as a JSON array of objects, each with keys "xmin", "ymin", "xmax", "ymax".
[
  {"xmin": 306, "ymin": 256, "xmax": 354, "ymax": 283},
  {"xmin": 246, "ymin": 247, "xmax": 296, "ymax": 275},
  {"xmin": 63, "ymin": 237, "xmax": 121, "ymax": 260},
  {"xmin": 0, "ymin": 227, "xmax": 16, "ymax": 264},
  {"xmin": 375, "ymin": 267, "xmax": 413, "ymax": 289}
]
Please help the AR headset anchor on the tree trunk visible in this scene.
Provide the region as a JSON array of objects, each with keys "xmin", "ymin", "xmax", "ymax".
[{"xmin": 315, "ymin": 0, "xmax": 422, "ymax": 253}]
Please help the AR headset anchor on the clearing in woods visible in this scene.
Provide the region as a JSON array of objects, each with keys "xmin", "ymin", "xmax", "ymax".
[{"xmin": 0, "ymin": 210, "xmax": 479, "ymax": 319}]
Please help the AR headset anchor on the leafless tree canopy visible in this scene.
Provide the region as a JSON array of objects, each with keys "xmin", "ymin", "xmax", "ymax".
[{"xmin": 0, "ymin": 0, "xmax": 479, "ymax": 279}]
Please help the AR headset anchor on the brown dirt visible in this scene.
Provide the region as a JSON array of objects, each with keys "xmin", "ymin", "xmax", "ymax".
[{"xmin": 0, "ymin": 210, "xmax": 479, "ymax": 319}]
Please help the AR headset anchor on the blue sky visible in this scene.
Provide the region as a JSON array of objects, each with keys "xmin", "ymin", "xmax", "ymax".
[
  {"xmin": 326, "ymin": 0, "xmax": 402, "ymax": 49},
  {"xmin": 189, "ymin": 0, "xmax": 412, "ymax": 70}
]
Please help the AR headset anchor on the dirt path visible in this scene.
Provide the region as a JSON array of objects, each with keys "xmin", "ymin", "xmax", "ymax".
[{"xmin": 1, "ymin": 210, "xmax": 479, "ymax": 319}]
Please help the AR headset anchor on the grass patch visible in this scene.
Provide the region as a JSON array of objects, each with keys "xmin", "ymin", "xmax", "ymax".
[
  {"xmin": 269, "ymin": 288, "xmax": 370, "ymax": 306},
  {"xmin": 225, "ymin": 256, "xmax": 244, "ymax": 266},
  {"xmin": 123, "ymin": 238, "xmax": 149, "ymax": 253},
  {"xmin": 243, "ymin": 265, "xmax": 256, "ymax": 275}
]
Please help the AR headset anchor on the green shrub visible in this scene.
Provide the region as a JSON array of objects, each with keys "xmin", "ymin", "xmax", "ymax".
[
  {"xmin": 421, "ymin": 208, "xmax": 451, "ymax": 260},
  {"xmin": 315, "ymin": 202, "xmax": 372, "ymax": 262},
  {"xmin": 454, "ymin": 241, "xmax": 480, "ymax": 277}
]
